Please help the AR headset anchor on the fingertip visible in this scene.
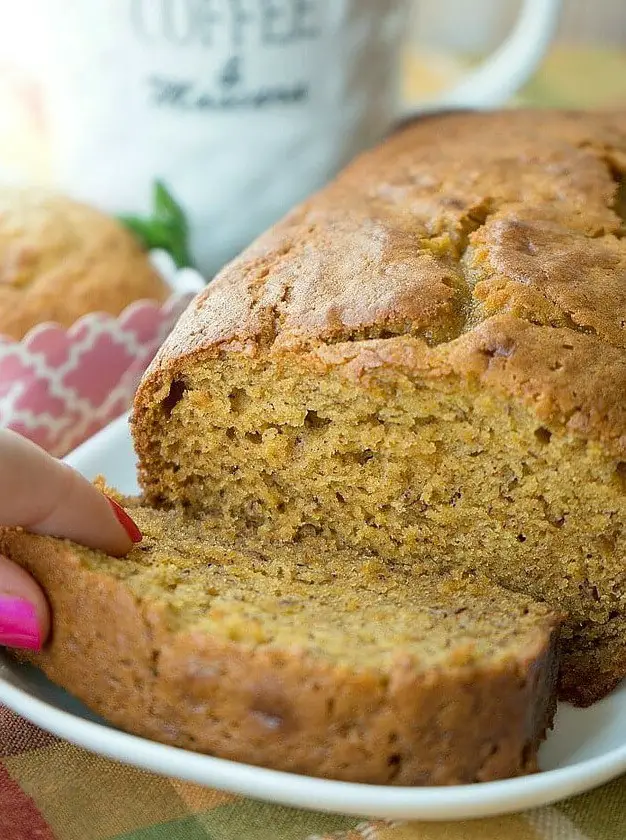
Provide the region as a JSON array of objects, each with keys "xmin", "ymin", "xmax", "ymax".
[
  {"xmin": 0, "ymin": 554, "xmax": 50, "ymax": 649},
  {"xmin": 0, "ymin": 429, "xmax": 140, "ymax": 558},
  {"xmin": 31, "ymin": 466, "xmax": 138, "ymax": 558}
]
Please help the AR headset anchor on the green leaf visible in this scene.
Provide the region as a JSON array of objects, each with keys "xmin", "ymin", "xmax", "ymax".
[
  {"xmin": 154, "ymin": 180, "xmax": 187, "ymax": 233},
  {"xmin": 118, "ymin": 181, "xmax": 193, "ymax": 268}
]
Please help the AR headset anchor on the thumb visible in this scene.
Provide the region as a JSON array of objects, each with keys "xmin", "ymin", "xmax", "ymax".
[{"xmin": 0, "ymin": 553, "xmax": 50, "ymax": 651}]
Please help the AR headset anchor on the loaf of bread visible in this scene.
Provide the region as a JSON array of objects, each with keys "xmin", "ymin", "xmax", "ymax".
[
  {"xmin": 3, "ymin": 109, "xmax": 624, "ymax": 785},
  {"xmin": 132, "ymin": 110, "xmax": 626, "ymax": 707},
  {"xmin": 0, "ymin": 500, "xmax": 559, "ymax": 785},
  {"xmin": 0, "ymin": 187, "xmax": 170, "ymax": 339}
]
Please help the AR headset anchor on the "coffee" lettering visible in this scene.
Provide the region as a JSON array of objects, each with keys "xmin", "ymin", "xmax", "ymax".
[{"xmin": 131, "ymin": 0, "xmax": 320, "ymax": 48}]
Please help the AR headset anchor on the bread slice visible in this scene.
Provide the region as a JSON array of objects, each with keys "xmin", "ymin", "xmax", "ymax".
[
  {"xmin": 0, "ymin": 501, "xmax": 560, "ymax": 785},
  {"xmin": 132, "ymin": 110, "xmax": 626, "ymax": 706}
]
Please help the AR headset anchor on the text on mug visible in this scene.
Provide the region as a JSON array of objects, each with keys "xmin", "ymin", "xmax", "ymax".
[{"xmin": 131, "ymin": 0, "xmax": 321, "ymax": 47}]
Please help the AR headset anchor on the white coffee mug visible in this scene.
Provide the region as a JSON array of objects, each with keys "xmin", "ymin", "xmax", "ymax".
[{"xmin": 0, "ymin": 0, "xmax": 561, "ymax": 275}]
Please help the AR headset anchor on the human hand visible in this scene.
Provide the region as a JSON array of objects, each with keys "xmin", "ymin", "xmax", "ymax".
[{"xmin": 0, "ymin": 430, "xmax": 141, "ymax": 651}]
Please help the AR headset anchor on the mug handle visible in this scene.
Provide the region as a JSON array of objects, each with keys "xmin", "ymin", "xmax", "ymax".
[{"xmin": 399, "ymin": 0, "xmax": 561, "ymax": 116}]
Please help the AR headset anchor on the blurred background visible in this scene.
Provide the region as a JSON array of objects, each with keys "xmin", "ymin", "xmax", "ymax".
[
  {"xmin": 415, "ymin": 0, "xmax": 626, "ymax": 48},
  {"xmin": 406, "ymin": 0, "xmax": 626, "ymax": 108},
  {"xmin": 2, "ymin": 0, "xmax": 626, "ymax": 189}
]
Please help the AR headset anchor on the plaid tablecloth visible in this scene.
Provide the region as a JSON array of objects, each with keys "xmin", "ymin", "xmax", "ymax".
[
  {"xmin": 1, "ymin": 45, "xmax": 626, "ymax": 840},
  {"xmin": 1, "ymin": 705, "xmax": 625, "ymax": 839}
]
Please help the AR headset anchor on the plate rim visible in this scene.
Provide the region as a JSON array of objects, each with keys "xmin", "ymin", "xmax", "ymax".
[
  {"xmin": 0, "ymin": 413, "xmax": 624, "ymax": 820},
  {"xmin": 1, "ymin": 671, "xmax": 625, "ymax": 821}
]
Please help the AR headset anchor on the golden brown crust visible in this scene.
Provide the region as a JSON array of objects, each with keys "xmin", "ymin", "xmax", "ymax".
[
  {"xmin": 138, "ymin": 109, "xmax": 626, "ymax": 456},
  {"xmin": 0, "ymin": 528, "xmax": 560, "ymax": 785},
  {"xmin": 0, "ymin": 187, "xmax": 170, "ymax": 339}
]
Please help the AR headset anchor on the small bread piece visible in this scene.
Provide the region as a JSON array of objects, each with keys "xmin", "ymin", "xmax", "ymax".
[
  {"xmin": 0, "ymin": 502, "xmax": 560, "ymax": 786},
  {"xmin": 0, "ymin": 187, "xmax": 170, "ymax": 339}
]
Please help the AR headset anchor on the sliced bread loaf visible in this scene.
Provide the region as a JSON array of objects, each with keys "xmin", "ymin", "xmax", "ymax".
[
  {"xmin": 0, "ymin": 501, "xmax": 559, "ymax": 785},
  {"xmin": 132, "ymin": 110, "xmax": 626, "ymax": 706}
]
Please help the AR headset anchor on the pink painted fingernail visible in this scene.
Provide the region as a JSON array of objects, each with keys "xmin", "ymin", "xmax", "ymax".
[{"xmin": 0, "ymin": 597, "xmax": 41, "ymax": 651}]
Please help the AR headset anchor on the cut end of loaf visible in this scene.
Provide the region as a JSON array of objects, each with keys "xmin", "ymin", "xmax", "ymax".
[{"xmin": 132, "ymin": 344, "xmax": 626, "ymax": 706}]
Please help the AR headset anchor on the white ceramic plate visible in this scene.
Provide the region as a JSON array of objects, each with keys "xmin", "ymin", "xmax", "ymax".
[{"xmin": 0, "ymin": 414, "xmax": 625, "ymax": 821}]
